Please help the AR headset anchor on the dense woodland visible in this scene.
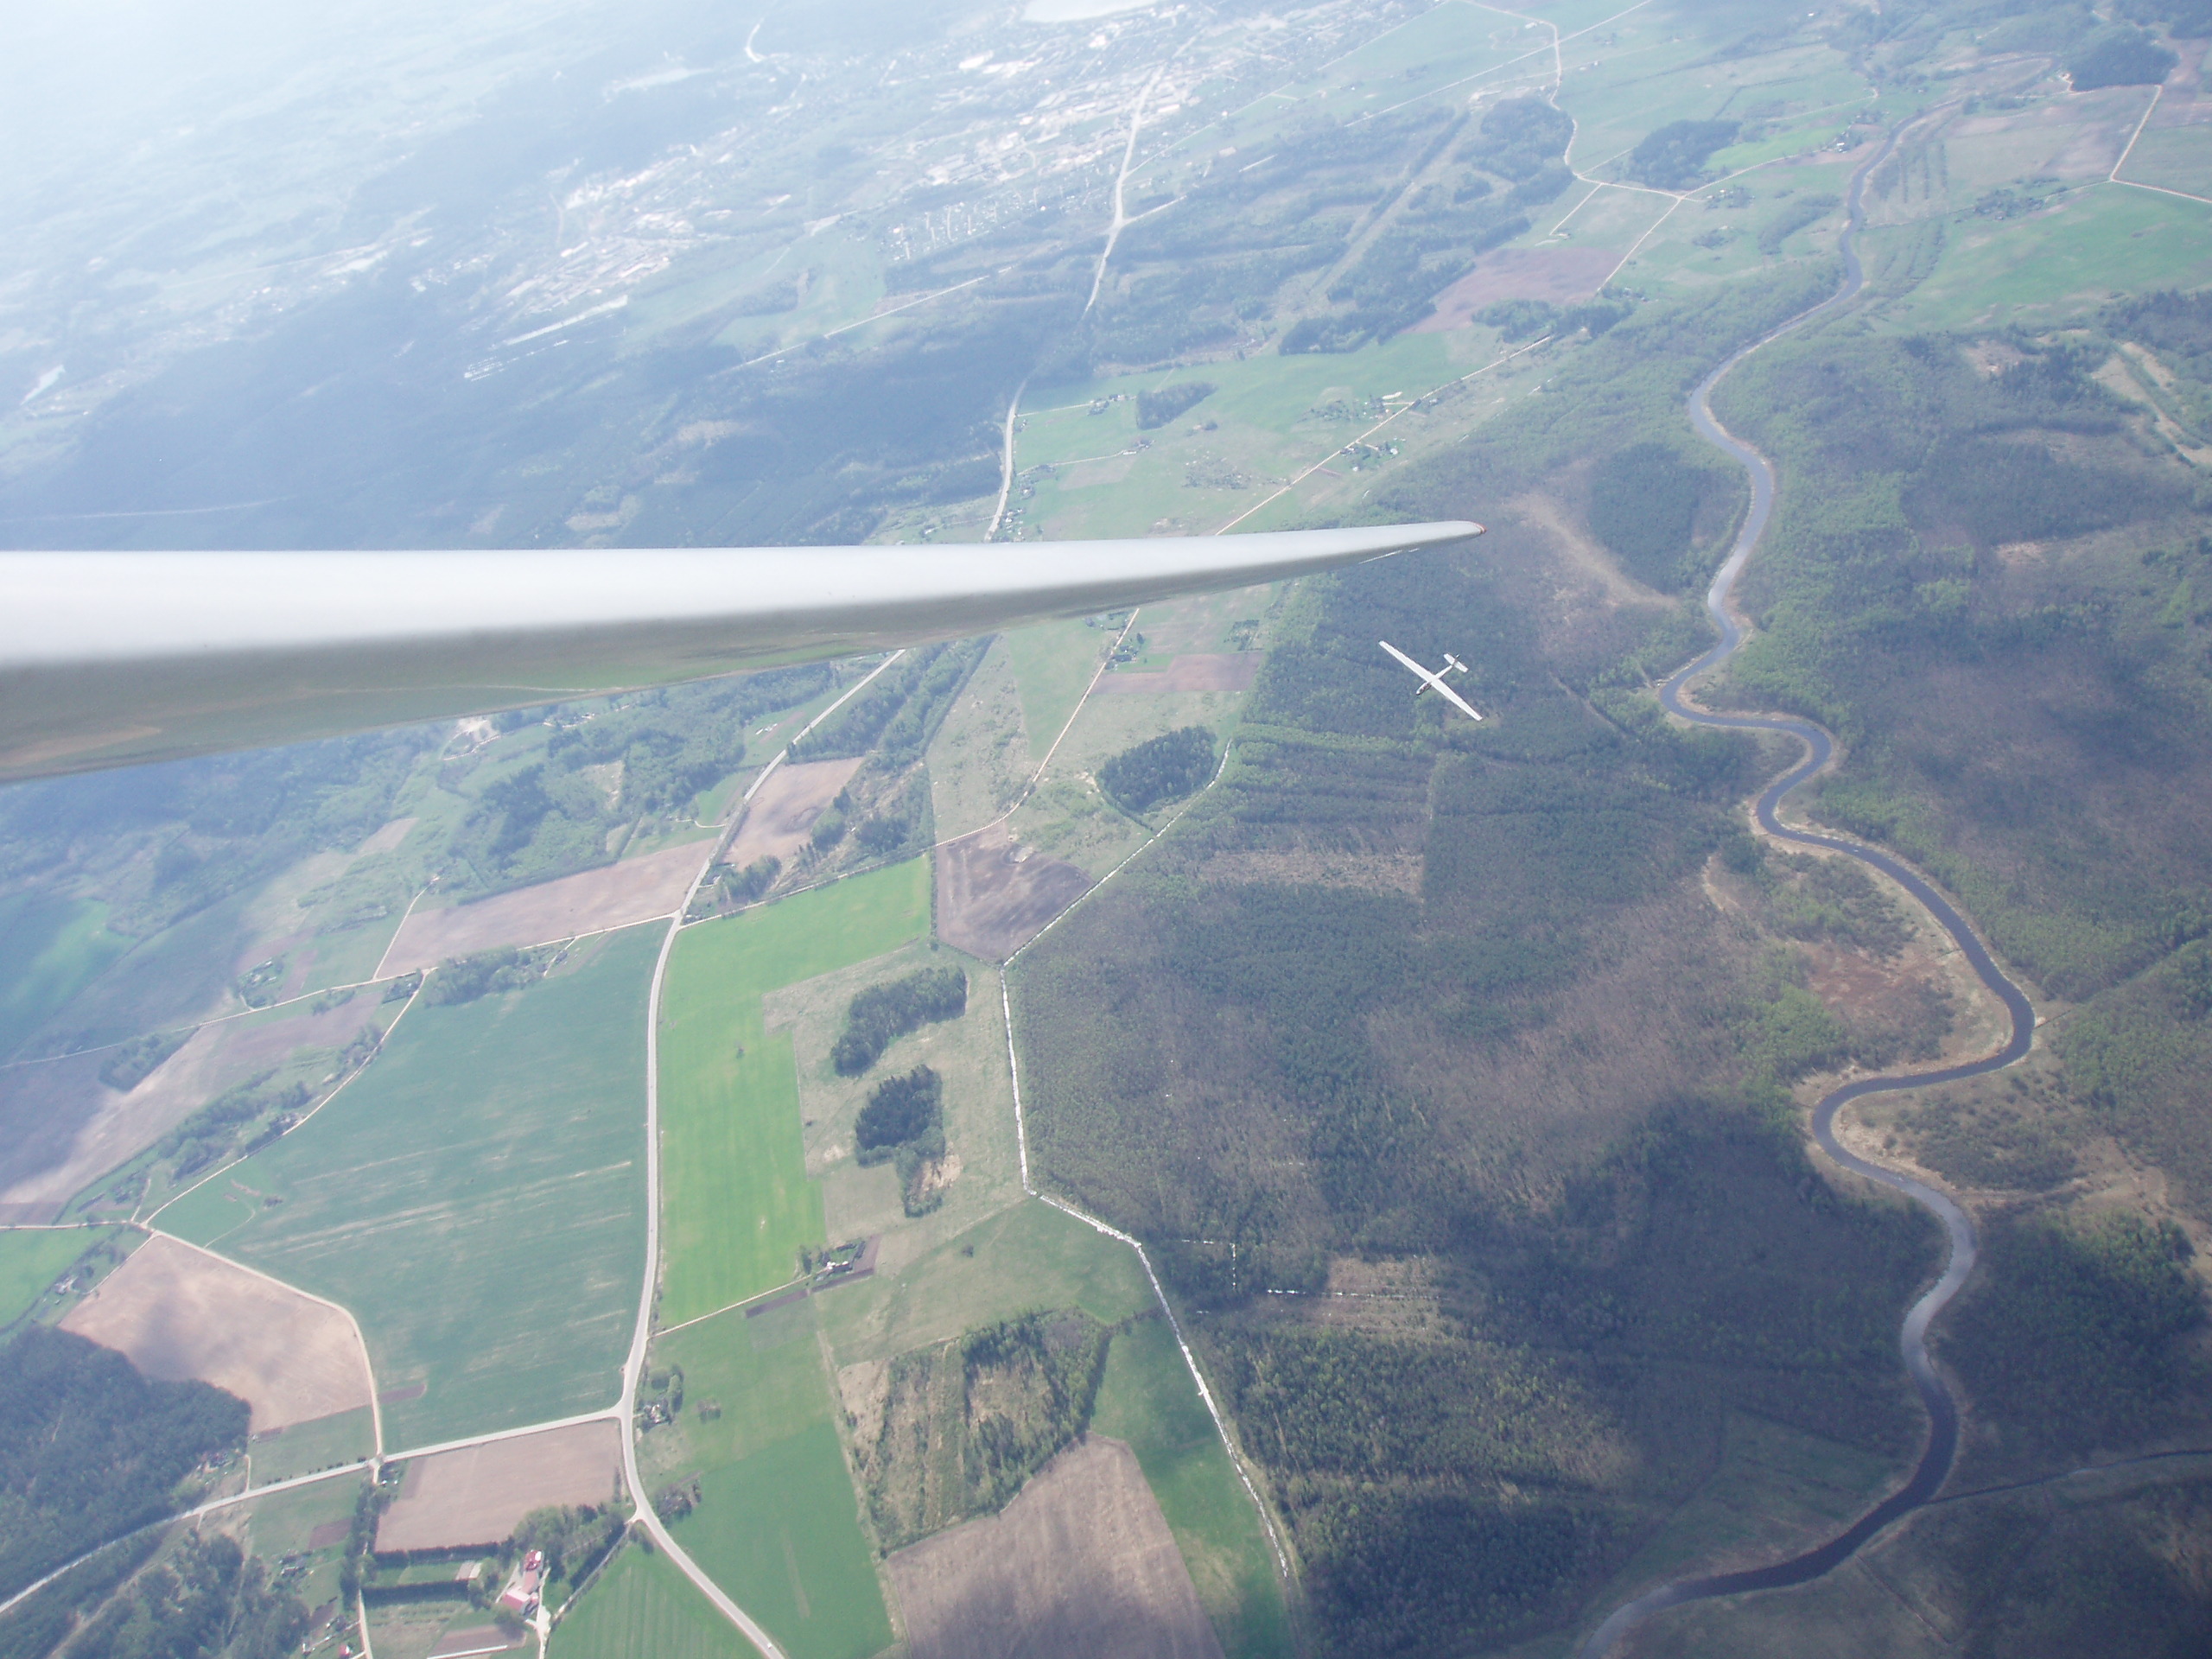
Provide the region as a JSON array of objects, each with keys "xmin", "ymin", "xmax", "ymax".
[
  {"xmin": 1012, "ymin": 270, "xmax": 1977, "ymax": 1654},
  {"xmin": 0, "ymin": 1330, "xmax": 246, "ymax": 1604},
  {"xmin": 1096, "ymin": 727, "xmax": 1217, "ymax": 816}
]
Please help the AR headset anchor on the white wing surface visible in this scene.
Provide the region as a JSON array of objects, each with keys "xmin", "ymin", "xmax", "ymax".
[{"xmin": 0, "ymin": 523, "xmax": 1477, "ymax": 783}]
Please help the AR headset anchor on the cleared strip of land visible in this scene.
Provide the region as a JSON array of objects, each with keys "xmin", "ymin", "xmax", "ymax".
[
  {"xmin": 379, "ymin": 843, "xmax": 709, "ymax": 976},
  {"xmin": 657, "ymin": 860, "xmax": 930, "ymax": 1326}
]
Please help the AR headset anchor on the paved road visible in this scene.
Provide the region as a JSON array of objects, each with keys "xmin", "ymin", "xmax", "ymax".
[{"xmin": 1576, "ymin": 102, "xmax": 2031, "ymax": 1659}]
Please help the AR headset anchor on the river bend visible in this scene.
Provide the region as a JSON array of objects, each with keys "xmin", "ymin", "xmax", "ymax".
[{"xmin": 1577, "ymin": 114, "xmax": 2034, "ymax": 1657}]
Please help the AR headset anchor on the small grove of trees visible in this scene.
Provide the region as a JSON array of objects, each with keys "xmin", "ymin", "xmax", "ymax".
[
  {"xmin": 157, "ymin": 1075, "xmax": 310, "ymax": 1180},
  {"xmin": 97, "ymin": 1034, "xmax": 189, "ymax": 1095},
  {"xmin": 1135, "ymin": 382, "xmax": 1216, "ymax": 429},
  {"xmin": 1097, "ymin": 727, "xmax": 1216, "ymax": 815},
  {"xmin": 427, "ymin": 946, "xmax": 551, "ymax": 1006},
  {"xmin": 855, "ymin": 1066, "xmax": 947, "ymax": 1216},
  {"xmin": 832, "ymin": 968, "xmax": 968, "ymax": 1076},
  {"xmin": 1625, "ymin": 118, "xmax": 1738, "ymax": 189},
  {"xmin": 723, "ymin": 856, "xmax": 779, "ymax": 905}
]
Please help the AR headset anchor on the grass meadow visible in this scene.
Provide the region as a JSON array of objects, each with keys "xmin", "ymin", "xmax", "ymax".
[
  {"xmin": 1002, "ymin": 618, "xmax": 1106, "ymax": 762},
  {"xmin": 551, "ymin": 1543, "xmax": 764, "ymax": 1659},
  {"xmin": 1878, "ymin": 183, "xmax": 2212, "ymax": 333},
  {"xmin": 815, "ymin": 1196, "xmax": 1154, "ymax": 1369},
  {"xmin": 250, "ymin": 1406, "xmax": 375, "ymax": 1484},
  {"xmin": 1092, "ymin": 1316, "xmax": 1291, "ymax": 1659},
  {"xmin": 0, "ymin": 1228, "xmax": 110, "ymax": 1325},
  {"xmin": 645, "ymin": 1301, "xmax": 890, "ymax": 1659},
  {"xmin": 671, "ymin": 1424, "xmax": 891, "ymax": 1659},
  {"xmin": 156, "ymin": 925, "xmax": 659, "ymax": 1446},
  {"xmin": 0, "ymin": 895, "xmax": 127, "ymax": 1059},
  {"xmin": 657, "ymin": 859, "xmax": 930, "ymax": 1326}
]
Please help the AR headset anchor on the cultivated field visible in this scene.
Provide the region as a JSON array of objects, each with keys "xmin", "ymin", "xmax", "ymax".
[
  {"xmin": 378, "ymin": 1420, "xmax": 623, "ymax": 1552},
  {"xmin": 1418, "ymin": 247, "xmax": 1620, "ymax": 328},
  {"xmin": 549, "ymin": 1543, "xmax": 757, "ymax": 1659},
  {"xmin": 641, "ymin": 1299, "xmax": 891, "ymax": 1658},
  {"xmin": 670, "ymin": 1423, "xmax": 890, "ymax": 1659},
  {"xmin": 0, "ymin": 1226, "xmax": 109, "ymax": 1323},
  {"xmin": 1094, "ymin": 655, "xmax": 1262, "ymax": 696},
  {"xmin": 60, "ymin": 1232, "xmax": 372, "ymax": 1433},
  {"xmin": 378, "ymin": 842, "xmax": 709, "ymax": 976},
  {"xmin": 155, "ymin": 925, "xmax": 658, "ymax": 1446},
  {"xmin": 887, "ymin": 1434, "xmax": 1224, "ymax": 1659},
  {"xmin": 934, "ymin": 826, "xmax": 1093, "ymax": 961},
  {"xmin": 1090, "ymin": 1319, "xmax": 1289, "ymax": 1659},
  {"xmin": 657, "ymin": 860, "xmax": 929, "ymax": 1325},
  {"xmin": 720, "ymin": 758, "xmax": 865, "ymax": 871}
]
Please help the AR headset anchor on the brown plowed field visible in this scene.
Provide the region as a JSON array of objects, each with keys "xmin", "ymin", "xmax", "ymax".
[
  {"xmin": 1418, "ymin": 246, "xmax": 1618, "ymax": 331},
  {"xmin": 376, "ymin": 1420, "xmax": 623, "ymax": 1552},
  {"xmin": 935, "ymin": 825, "xmax": 1095, "ymax": 961},
  {"xmin": 60, "ymin": 1233, "xmax": 372, "ymax": 1433},
  {"xmin": 378, "ymin": 843, "xmax": 708, "ymax": 976},
  {"xmin": 1095, "ymin": 654, "xmax": 1262, "ymax": 694},
  {"xmin": 887, "ymin": 1434, "xmax": 1224, "ymax": 1659},
  {"xmin": 721, "ymin": 757, "xmax": 866, "ymax": 870}
]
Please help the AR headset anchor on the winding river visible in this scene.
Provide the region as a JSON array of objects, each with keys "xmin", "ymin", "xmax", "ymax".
[{"xmin": 1577, "ymin": 114, "xmax": 2037, "ymax": 1657}]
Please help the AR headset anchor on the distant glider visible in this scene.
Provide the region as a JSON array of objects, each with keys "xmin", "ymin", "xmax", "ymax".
[
  {"xmin": 1380, "ymin": 639, "xmax": 1484, "ymax": 722},
  {"xmin": 0, "ymin": 524, "xmax": 1479, "ymax": 783}
]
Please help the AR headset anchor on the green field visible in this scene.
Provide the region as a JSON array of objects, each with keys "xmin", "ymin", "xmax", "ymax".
[
  {"xmin": 657, "ymin": 860, "xmax": 931, "ymax": 1325},
  {"xmin": 553, "ymin": 1544, "xmax": 762, "ymax": 1659},
  {"xmin": 1002, "ymin": 619, "xmax": 1108, "ymax": 762},
  {"xmin": 815, "ymin": 1196, "xmax": 1154, "ymax": 1367},
  {"xmin": 0, "ymin": 1228, "xmax": 110, "ymax": 1325},
  {"xmin": 645, "ymin": 1302, "xmax": 891, "ymax": 1659},
  {"xmin": 1092, "ymin": 1317, "xmax": 1290, "ymax": 1659},
  {"xmin": 1880, "ymin": 183, "xmax": 2212, "ymax": 332},
  {"xmin": 652, "ymin": 1297, "xmax": 836, "ymax": 1465},
  {"xmin": 249, "ymin": 1406, "xmax": 375, "ymax": 1485},
  {"xmin": 0, "ymin": 895, "xmax": 129, "ymax": 1058},
  {"xmin": 155, "ymin": 925, "xmax": 658, "ymax": 1446},
  {"xmin": 671, "ymin": 1425, "xmax": 890, "ymax": 1659}
]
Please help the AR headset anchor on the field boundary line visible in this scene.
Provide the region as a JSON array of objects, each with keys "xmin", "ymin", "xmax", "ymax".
[
  {"xmin": 142, "ymin": 978, "xmax": 426, "ymax": 1238},
  {"xmin": 382, "ymin": 1405, "xmax": 623, "ymax": 1466},
  {"xmin": 653, "ymin": 1275, "xmax": 810, "ymax": 1337},
  {"xmin": 2111, "ymin": 83, "xmax": 2164, "ymax": 181}
]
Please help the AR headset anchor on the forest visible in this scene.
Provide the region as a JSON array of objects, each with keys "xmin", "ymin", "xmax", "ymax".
[
  {"xmin": 855, "ymin": 1065, "xmax": 948, "ymax": 1216},
  {"xmin": 1006, "ymin": 268, "xmax": 1986, "ymax": 1655},
  {"xmin": 0, "ymin": 1330, "xmax": 246, "ymax": 1601},
  {"xmin": 45, "ymin": 1533, "xmax": 308, "ymax": 1659}
]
